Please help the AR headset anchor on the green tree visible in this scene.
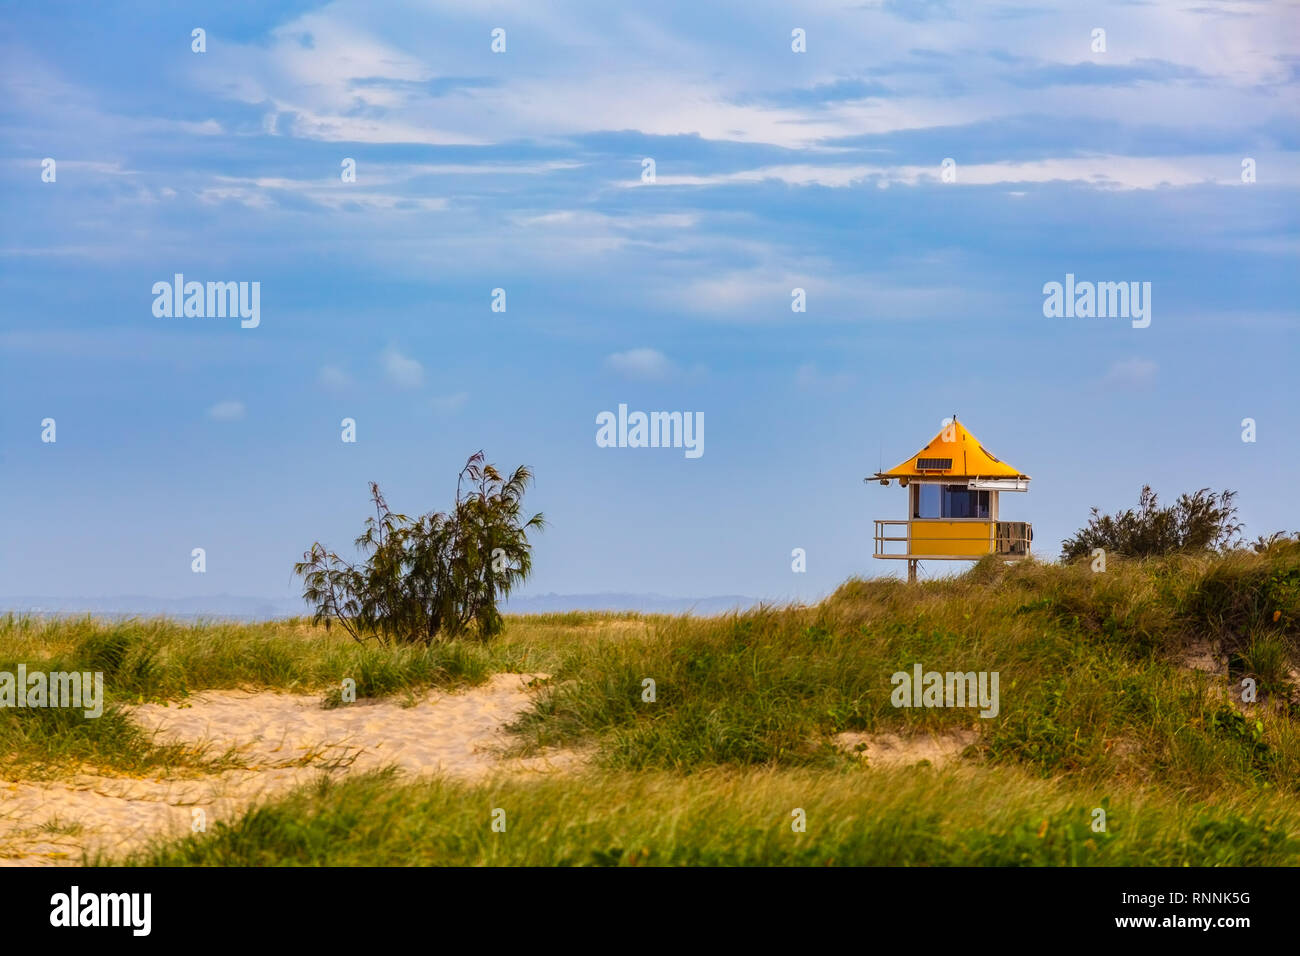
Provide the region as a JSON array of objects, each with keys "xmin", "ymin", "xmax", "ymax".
[
  {"xmin": 1060, "ymin": 485, "xmax": 1242, "ymax": 562},
  {"xmin": 294, "ymin": 452, "xmax": 544, "ymax": 645}
]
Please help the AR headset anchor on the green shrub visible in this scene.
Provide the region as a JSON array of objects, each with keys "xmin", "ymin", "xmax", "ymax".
[{"xmin": 295, "ymin": 452, "xmax": 543, "ymax": 646}]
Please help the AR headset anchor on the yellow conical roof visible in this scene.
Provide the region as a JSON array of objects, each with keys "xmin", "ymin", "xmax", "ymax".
[{"xmin": 873, "ymin": 420, "xmax": 1029, "ymax": 481}]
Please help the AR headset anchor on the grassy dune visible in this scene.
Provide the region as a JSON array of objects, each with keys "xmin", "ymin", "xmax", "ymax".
[
  {"xmin": 0, "ymin": 610, "xmax": 647, "ymax": 776},
  {"xmin": 0, "ymin": 616, "xmax": 501, "ymax": 776},
  {"xmin": 5, "ymin": 543, "xmax": 1299, "ymax": 864},
  {"xmin": 512, "ymin": 548, "xmax": 1300, "ymax": 799}
]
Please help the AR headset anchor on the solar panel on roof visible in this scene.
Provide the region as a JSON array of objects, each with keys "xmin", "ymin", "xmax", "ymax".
[{"xmin": 916, "ymin": 457, "xmax": 953, "ymax": 470}]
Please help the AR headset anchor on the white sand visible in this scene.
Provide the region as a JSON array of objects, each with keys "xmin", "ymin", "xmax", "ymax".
[
  {"xmin": 0, "ymin": 672, "xmax": 581, "ymax": 866},
  {"xmin": 834, "ymin": 729, "xmax": 979, "ymax": 769}
]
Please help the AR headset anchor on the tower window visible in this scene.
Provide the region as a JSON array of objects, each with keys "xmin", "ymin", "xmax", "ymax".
[
  {"xmin": 942, "ymin": 485, "xmax": 990, "ymax": 518},
  {"xmin": 914, "ymin": 484, "xmax": 989, "ymax": 519}
]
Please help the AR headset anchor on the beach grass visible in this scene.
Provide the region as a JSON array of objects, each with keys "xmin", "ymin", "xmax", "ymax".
[
  {"xmin": 5, "ymin": 542, "xmax": 1299, "ymax": 863},
  {"xmin": 121, "ymin": 764, "xmax": 1300, "ymax": 867}
]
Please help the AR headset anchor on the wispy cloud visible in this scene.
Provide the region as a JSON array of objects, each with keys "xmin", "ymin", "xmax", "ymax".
[
  {"xmin": 381, "ymin": 348, "xmax": 424, "ymax": 389},
  {"xmin": 642, "ymin": 154, "xmax": 1267, "ymax": 191},
  {"xmin": 317, "ymin": 365, "xmax": 353, "ymax": 390},
  {"xmin": 1103, "ymin": 358, "xmax": 1158, "ymax": 388},
  {"xmin": 207, "ymin": 400, "xmax": 246, "ymax": 421},
  {"xmin": 605, "ymin": 348, "xmax": 676, "ymax": 381}
]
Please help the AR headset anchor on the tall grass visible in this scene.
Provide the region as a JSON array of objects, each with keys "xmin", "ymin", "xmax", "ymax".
[
  {"xmin": 511, "ymin": 546, "xmax": 1300, "ymax": 797},
  {"xmin": 0, "ymin": 614, "xmax": 509, "ymax": 700},
  {"xmin": 123, "ymin": 765, "xmax": 1300, "ymax": 867}
]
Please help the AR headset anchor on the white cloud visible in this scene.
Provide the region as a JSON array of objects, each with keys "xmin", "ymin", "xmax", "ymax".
[
  {"xmin": 677, "ymin": 271, "xmax": 804, "ymax": 315},
  {"xmin": 381, "ymin": 347, "xmax": 424, "ymax": 388},
  {"xmin": 187, "ymin": 0, "xmax": 1300, "ymax": 156},
  {"xmin": 605, "ymin": 348, "xmax": 676, "ymax": 380},
  {"xmin": 1103, "ymin": 358, "xmax": 1158, "ymax": 387},
  {"xmin": 317, "ymin": 365, "xmax": 353, "ymax": 390},
  {"xmin": 198, "ymin": 174, "xmax": 450, "ymax": 213},
  {"xmin": 207, "ymin": 400, "xmax": 246, "ymax": 421},
  {"xmin": 640, "ymin": 154, "xmax": 1282, "ymax": 192},
  {"xmin": 667, "ymin": 265, "xmax": 1004, "ymax": 323}
]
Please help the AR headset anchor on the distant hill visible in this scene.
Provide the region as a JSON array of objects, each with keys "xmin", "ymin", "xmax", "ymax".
[
  {"xmin": 504, "ymin": 593, "xmax": 764, "ymax": 615},
  {"xmin": 0, "ymin": 595, "xmax": 307, "ymax": 621}
]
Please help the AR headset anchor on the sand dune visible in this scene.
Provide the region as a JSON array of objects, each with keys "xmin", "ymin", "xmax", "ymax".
[{"xmin": 0, "ymin": 672, "xmax": 580, "ymax": 866}]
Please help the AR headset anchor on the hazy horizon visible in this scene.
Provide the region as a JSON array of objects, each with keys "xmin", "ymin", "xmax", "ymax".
[{"xmin": 0, "ymin": 590, "xmax": 772, "ymax": 620}]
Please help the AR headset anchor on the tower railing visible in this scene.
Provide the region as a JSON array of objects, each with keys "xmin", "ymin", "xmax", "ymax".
[
  {"xmin": 873, "ymin": 520, "xmax": 911, "ymax": 557},
  {"xmin": 995, "ymin": 521, "xmax": 1032, "ymax": 556},
  {"xmin": 873, "ymin": 519, "xmax": 1033, "ymax": 559}
]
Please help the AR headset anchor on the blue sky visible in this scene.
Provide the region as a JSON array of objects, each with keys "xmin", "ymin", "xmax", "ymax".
[{"xmin": 1, "ymin": 0, "xmax": 1297, "ymax": 607}]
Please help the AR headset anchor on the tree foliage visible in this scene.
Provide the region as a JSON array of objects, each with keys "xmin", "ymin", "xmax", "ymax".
[
  {"xmin": 294, "ymin": 452, "xmax": 543, "ymax": 645},
  {"xmin": 1060, "ymin": 485, "xmax": 1243, "ymax": 562}
]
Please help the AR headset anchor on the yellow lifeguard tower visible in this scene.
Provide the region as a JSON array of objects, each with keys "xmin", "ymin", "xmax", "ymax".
[{"xmin": 867, "ymin": 418, "xmax": 1032, "ymax": 582}]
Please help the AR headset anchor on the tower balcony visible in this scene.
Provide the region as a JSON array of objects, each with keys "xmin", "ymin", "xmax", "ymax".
[{"xmin": 873, "ymin": 519, "xmax": 1032, "ymax": 561}]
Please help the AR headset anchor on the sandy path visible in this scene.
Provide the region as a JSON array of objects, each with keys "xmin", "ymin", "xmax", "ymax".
[{"xmin": 0, "ymin": 672, "xmax": 579, "ymax": 866}]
